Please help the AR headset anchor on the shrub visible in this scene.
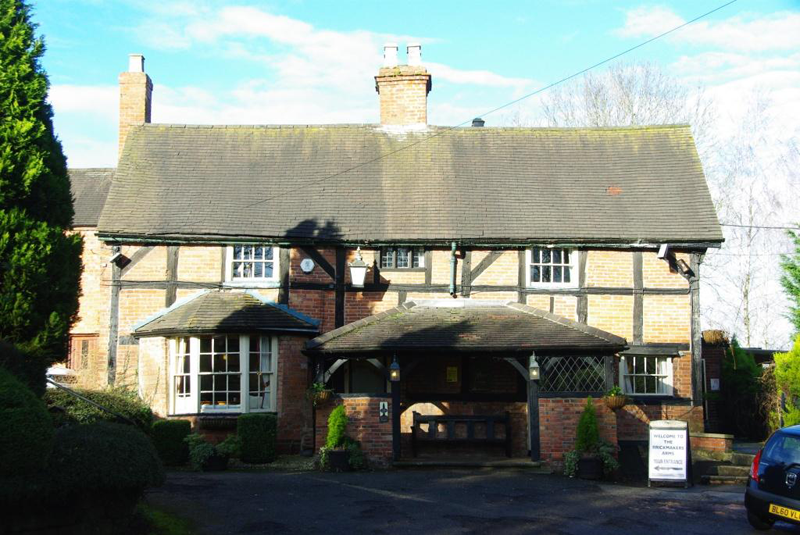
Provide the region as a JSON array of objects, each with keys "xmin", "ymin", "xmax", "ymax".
[
  {"xmin": 0, "ymin": 366, "xmax": 53, "ymax": 477},
  {"xmin": 185, "ymin": 434, "xmax": 228, "ymax": 471},
  {"xmin": 44, "ymin": 387, "xmax": 154, "ymax": 432},
  {"xmin": 326, "ymin": 405, "xmax": 348, "ymax": 449},
  {"xmin": 0, "ymin": 340, "xmax": 49, "ymax": 397},
  {"xmin": 575, "ymin": 397, "xmax": 599, "ymax": 453},
  {"xmin": 48, "ymin": 422, "xmax": 164, "ymax": 496},
  {"xmin": 238, "ymin": 413, "xmax": 277, "ymax": 464},
  {"xmin": 152, "ymin": 420, "xmax": 192, "ymax": 466},
  {"xmin": 721, "ymin": 340, "xmax": 766, "ymax": 439},
  {"xmin": 217, "ymin": 434, "xmax": 242, "ymax": 459}
]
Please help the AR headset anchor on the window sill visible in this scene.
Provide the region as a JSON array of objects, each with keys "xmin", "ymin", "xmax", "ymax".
[
  {"xmin": 625, "ymin": 396, "xmax": 691, "ymax": 406},
  {"xmin": 223, "ymin": 281, "xmax": 281, "ymax": 289},
  {"xmin": 379, "ymin": 268, "xmax": 426, "ymax": 273}
]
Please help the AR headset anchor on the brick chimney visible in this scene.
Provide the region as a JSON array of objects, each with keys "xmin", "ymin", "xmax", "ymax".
[
  {"xmin": 118, "ymin": 54, "xmax": 152, "ymax": 159},
  {"xmin": 375, "ymin": 43, "xmax": 432, "ymax": 126}
]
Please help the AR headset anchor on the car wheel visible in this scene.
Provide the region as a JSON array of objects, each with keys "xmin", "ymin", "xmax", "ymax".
[{"xmin": 747, "ymin": 511, "xmax": 775, "ymax": 531}]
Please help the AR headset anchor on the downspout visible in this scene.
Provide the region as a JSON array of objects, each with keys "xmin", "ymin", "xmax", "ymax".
[{"xmin": 449, "ymin": 241, "xmax": 457, "ymax": 296}]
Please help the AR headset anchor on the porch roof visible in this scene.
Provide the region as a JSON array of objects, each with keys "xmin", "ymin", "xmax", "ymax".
[
  {"xmin": 134, "ymin": 290, "xmax": 319, "ymax": 337},
  {"xmin": 304, "ymin": 300, "xmax": 627, "ymax": 355}
]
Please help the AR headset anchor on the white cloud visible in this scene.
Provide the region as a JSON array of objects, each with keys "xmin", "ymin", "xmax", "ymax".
[
  {"xmin": 617, "ymin": 7, "xmax": 800, "ymax": 53},
  {"xmin": 49, "ymin": 85, "xmax": 117, "ymax": 118}
]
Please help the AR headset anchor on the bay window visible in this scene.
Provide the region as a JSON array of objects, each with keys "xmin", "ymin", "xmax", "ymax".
[{"xmin": 169, "ymin": 334, "xmax": 277, "ymax": 415}]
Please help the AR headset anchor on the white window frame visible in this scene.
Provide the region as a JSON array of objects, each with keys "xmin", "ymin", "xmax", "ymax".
[
  {"xmin": 526, "ymin": 247, "xmax": 577, "ymax": 289},
  {"xmin": 380, "ymin": 247, "xmax": 425, "ymax": 270},
  {"xmin": 618, "ymin": 355, "xmax": 674, "ymax": 397},
  {"xmin": 168, "ymin": 334, "xmax": 279, "ymax": 415},
  {"xmin": 224, "ymin": 244, "xmax": 280, "ymax": 287}
]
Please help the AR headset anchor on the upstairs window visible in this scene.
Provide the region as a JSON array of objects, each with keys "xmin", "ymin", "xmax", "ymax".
[
  {"xmin": 527, "ymin": 247, "xmax": 576, "ymax": 288},
  {"xmin": 380, "ymin": 247, "xmax": 424, "ymax": 269},
  {"xmin": 226, "ymin": 244, "xmax": 278, "ymax": 283}
]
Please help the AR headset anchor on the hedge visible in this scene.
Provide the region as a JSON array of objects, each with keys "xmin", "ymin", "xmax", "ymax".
[
  {"xmin": 238, "ymin": 413, "xmax": 277, "ymax": 464},
  {"xmin": 48, "ymin": 422, "xmax": 165, "ymax": 496},
  {"xmin": 0, "ymin": 340, "xmax": 49, "ymax": 397},
  {"xmin": 0, "ymin": 367, "xmax": 53, "ymax": 477},
  {"xmin": 44, "ymin": 387, "xmax": 154, "ymax": 432},
  {"xmin": 152, "ymin": 420, "xmax": 192, "ymax": 466}
]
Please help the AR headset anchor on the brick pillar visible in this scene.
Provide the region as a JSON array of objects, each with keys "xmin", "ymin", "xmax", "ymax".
[
  {"xmin": 375, "ymin": 44, "xmax": 431, "ymax": 126},
  {"xmin": 118, "ymin": 54, "xmax": 152, "ymax": 159}
]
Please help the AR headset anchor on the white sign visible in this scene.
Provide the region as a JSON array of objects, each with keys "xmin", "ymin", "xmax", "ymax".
[
  {"xmin": 710, "ymin": 378, "xmax": 720, "ymax": 391},
  {"xmin": 648, "ymin": 420, "xmax": 689, "ymax": 483}
]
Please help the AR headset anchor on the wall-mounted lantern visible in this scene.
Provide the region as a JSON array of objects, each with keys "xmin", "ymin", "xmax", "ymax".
[
  {"xmin": 389, "ymin": 356, "xmax": 401, "ymax": 382},
  {"xmin": 349, "ymin": 247, "xmax": 368, "ymax": 288},
  {"xmin": 528, "ymin": 353, "xmax": 540, "ymax": 381}
]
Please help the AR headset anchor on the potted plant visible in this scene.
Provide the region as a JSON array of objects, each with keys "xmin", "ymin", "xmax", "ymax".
[
  {"xmin": 563, "ymin": 397, "xmax": 619, "ymax": 480},
  {"xmin": 603, "ymin": 385, "xmax": 628, "ymax": 411},
  {"xmin": 307, "ymin": 382, "xmax": 333, "ymax": 406},
  {"xmin": 319, "ymin": 405, "xmax": 351, "ymax": 471}
]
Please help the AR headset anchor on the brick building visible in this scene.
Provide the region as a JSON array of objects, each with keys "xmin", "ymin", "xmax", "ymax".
[{"xmin": 68, "ymin": 45, "xmax": 723, "ymax": 466}]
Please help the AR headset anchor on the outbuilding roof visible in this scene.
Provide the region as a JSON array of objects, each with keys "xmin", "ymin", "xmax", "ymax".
[
  {"xmin": 304, "ymin": 300, "xmax": 627, "ymax": 354},
  {"xmin": 69, "ymin": 168, "xmax": 114, "ymax": 227},
  {"xmin": 134, "ymin": 290, "xmax": 319, "ymax": 337},
  {"xmin": 99, "ymin": 124, "xmax": 722, "ymax": 246}
]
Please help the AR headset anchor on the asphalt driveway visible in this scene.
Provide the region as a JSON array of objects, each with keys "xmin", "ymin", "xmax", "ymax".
[{"xmin": 146, "ymin": 468, "xmax": 797, "ymax": 534}]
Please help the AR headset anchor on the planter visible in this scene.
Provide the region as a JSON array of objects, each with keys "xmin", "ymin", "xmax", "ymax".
[
  {"xmin": 327, "ymin": 449, "xmax": 351, "ymax": 472},
  {"xmin": 201, "ymin": 452, "xmax": 229, "ymax": 472},
  {"xmin": 577, "ymin": 457, "xmax": 603, "ymax": 480},
  {"xmin": 316, "ymin": 390, "xmax": 333, "ymax": 404},
  {"xmin": 604, "ymin": 395, "xmax": 627, "ymax": 411}
]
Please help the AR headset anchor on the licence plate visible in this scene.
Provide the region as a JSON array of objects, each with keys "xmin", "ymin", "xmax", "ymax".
[{"xmin": 769, "ymin": 504, "xmax": 800, "ymax": 521}]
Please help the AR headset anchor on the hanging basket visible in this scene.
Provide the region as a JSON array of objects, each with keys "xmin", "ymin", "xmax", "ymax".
[
  {"xmin": 315, "ymin": 390, "xmax": 333, "ymax": 404},
  {"xmin": 604, "ymin": 395, "xmax": 628, "ymax": 411}
]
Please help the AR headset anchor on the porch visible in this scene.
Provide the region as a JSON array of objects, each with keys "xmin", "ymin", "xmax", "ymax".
[{"xmin": 304, "ymin": 299, "xmax": 627, "ymax": 466}]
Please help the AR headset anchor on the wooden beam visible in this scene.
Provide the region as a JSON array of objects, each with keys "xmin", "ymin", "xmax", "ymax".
[
  {"xmin": 517, "ymin": 250, "xmax": 526, "ymax": 304},
  {"xmin": 165, "ymin": 245, "xmax": 179, "ymax": 307},
  {"xmin": 633, "ymin": 251, "xmax": 643, "ymax": 344},
  {"xmin": 392, "ymin": 381, "xmax": 401, "ymax": 461},
  {"xmin": 366, "ymin": 358, "xmax": 388, "ymax": 380},
  {"xmin": 528, "ymin": 378, "xmax": 540, "ymax": 462},
  {"xmin": 320, "ymin": 358, "xmax": 347, "ymax": 384},
  {"xmin": 690, "ymin": 253, "xmax": 703, "ymax": 405},
  {"xmin": 120, "ymin": 245, "xmax": 154, "ymax": 277},
  {"xmin": 504, "ymin": 357, "xmax": 528, "ymax": 379},
  {"xmin": 335, "ymin": 248, "xmax": 345, "ymax": 328},
  {"xmin": 278, "ymin": 248, "xmax": 290, "ymax": 304},
  {"xmin": 300, "ymin": 246, "xmax": 336, "ymax": 280},
  {"xmin": 470, "ymin": 251, "xmax": 503, "ymax": 282},
  {"xmin": 107, "ymin": 258, "xmax": 121, "ymax": 386},
  {"xmin": 460, "ymin": 250, "xmax": 472, "ymax": 297}
]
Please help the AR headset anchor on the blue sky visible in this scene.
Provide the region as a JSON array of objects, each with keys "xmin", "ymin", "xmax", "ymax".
[{"xmin": 33, "ymin": 0, "xmax": 800, "ymax": 168}]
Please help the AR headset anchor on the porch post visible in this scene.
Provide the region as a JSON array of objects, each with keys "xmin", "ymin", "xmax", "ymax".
[
  {"xmin": 528, "ymin": 377, "xmax": 540, "ymax": 462},
  {"xmin": 391, "ymin": 380, "xmax": 401, "ymax": 461}
]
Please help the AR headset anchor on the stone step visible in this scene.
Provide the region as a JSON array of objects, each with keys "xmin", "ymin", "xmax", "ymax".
[
  {"xmin": 732, "ymin": 452, "xmax": 756, "ymax": 467},
  {"xmin": 710, "ymin": 465, "xmax": 750, "ymax": 476},
  {"xmin": 701, "ymin": 474, "xmax": 749, "ymax": 485}
]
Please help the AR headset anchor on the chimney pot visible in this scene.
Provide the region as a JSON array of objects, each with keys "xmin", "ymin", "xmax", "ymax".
[
  {"xmin": 128, "ymin": 54, "xmax": 145, "ymax": 73},
  {"xmin": 472, "ymin": 118, "xmax": 485, "ymax": 127},
  {"xmin": 383, "ymin": 43, "xmax": 398, "ymax": 67},
  {"xmin": 407, "ymin": 43, "xmax": 422, "ymax": 66}
]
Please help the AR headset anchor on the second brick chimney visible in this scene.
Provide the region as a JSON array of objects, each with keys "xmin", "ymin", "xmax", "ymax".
[
  {"xmin": 375, "ymin": 43, "xmax": 432, "ymax": 126},
  {"xmin": 118, "ymin": 54, "xmax": 152, "ymax": 159}
]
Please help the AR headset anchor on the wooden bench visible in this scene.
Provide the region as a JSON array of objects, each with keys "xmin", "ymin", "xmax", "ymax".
[{"xmin": 411, "ymin": 411, "xmax": 512, "ymax": 458}]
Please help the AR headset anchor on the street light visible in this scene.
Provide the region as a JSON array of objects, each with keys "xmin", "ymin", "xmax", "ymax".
[
  {"xmin": 349, "ymin": 247, "xmax": 368, "ymax": 288},
  {"xmin": 389, "ymin": 356, "xmax": 401, "ymax": 382},
  {"xmin": 528, "ymin": 353, "xmax": 540, "ymax": 381}
]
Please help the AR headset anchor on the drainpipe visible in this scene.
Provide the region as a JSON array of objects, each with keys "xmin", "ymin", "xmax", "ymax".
[{"xmin": 449, "ymin": 241, "xmax": 457, "ymax": 296}]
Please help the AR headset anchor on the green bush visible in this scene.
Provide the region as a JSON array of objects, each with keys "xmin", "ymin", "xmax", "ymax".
[
  {"xmin": 721, "ymin": 340, "xmax": 766, "ymax": 439},
  {"xmin": 217, "ymin": 434, "xmax": 242, "ymax": 459},
  {"xmin": 152, "ymin": 420, "xmax": 192, "ymax": 466},
  {"xmin": 0, "ymin": 340, "xmax": 49, "ymax": 397},
  {"xmin": 575, "ymin": 397, "xmax": 599, "ymax": 453},
  {"xmin": 0, "ymin": 366, "xmax": 53, "ymax": 477},
  {"xmin": 49, "ymin": 422, "xmax": 164, "ymax": 496},
  {"xmin": 238, "ymin": 413, "xmax": 277, "ymax": 463},
  {"xmin": 44, "ymin": 387, "xmax": 154, "ymax": 432},
  {"xmin": 184, "ymin": 434, "xmax": 228, "ymax": 471},
  {"xmin": 326, "ymin": 405, "xmax": 348, "ymax": 449}
]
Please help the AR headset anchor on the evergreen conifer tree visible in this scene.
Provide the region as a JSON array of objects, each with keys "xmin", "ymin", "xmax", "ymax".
[
  {"xmin": 781, "ymin": 231, "xmax": 800, "ymax": 334},
  {"xmin": 0, "ymin": 0, "xmax": 82, "ymax": 392}
]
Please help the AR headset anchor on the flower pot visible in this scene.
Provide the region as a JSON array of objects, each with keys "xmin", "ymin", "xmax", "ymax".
[
  {"xmin": 316, "ymin": 390, "xmax": 332, "ymax": 404},
  {"xmin": 604, "ymin": 395, "xmax": 627, "ymax": 411},
  {"xmin": 327, "ymin": 449, "xmax": 351, "ymax": 472},
  {"xmin": 201, "ymin": 451, "xmax": 229, "ymax": 472},
  {"xmin": 577, "ymin": 457, "xmax": 603, "ymax": 480}
]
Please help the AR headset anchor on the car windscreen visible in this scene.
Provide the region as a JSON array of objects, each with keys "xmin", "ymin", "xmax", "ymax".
[{"xmin": 763, "ymin": 433, "xmax": 800, "ymax": 466}]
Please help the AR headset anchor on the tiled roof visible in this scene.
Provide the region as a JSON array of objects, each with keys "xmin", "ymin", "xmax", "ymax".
[
  {"xmin": 99, "ymin": 124, "xmax": 722, "ymax": 245},
  {"xmin": 69, "ymin": 168, "xmax": 114, "ymax": 227},
  {"xmin": 134, "ymin": 290, "xmax": 319, "ymax": 337},
  {"xmin": 304, "ymin": 300, "xmax": 627, "ymax": 354}
]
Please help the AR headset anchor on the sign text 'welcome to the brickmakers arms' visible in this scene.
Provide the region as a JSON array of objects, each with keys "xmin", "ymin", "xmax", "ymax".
[{"xmin": 648, "ymin": 420, "xmax": 690, "ymax": 487}]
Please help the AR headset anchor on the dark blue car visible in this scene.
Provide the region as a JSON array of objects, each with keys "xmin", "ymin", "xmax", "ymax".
[{"xmin": 745, "ymin": 426, "xmax": 800, "ymax": 530}]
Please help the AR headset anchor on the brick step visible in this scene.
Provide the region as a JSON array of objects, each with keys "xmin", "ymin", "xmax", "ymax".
[
  {"xmin": 701, "ymin": 474, "xmax": 749, "ymax": 485},
  {"xmin": 709, "ymin": 465, "xmax": 750, "ymax": 477},
  {"xmin": 731, "ymin": 452, "xmax": 755, "ymax": 467}
]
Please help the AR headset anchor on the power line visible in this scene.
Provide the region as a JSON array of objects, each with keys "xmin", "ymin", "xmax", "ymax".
[
  {"xmin": 721, "ymin": 223, "xmax": 800, "ymax": 231},
  {"xmin": 246, "ymin": 0, "xmax": 740, "ymax": 208}
]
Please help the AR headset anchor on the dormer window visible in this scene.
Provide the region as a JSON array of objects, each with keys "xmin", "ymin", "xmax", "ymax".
[
  {"xmin": 526, "ymin": 247, "xmax": 576, "ymax": 288},
  {"xmin": 380, "ymin": 247, "xmax": 424, "ymax": 269},
  {"xmin": 226, "ymin": 244, "xmax": 278, "ymax": 283}
]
